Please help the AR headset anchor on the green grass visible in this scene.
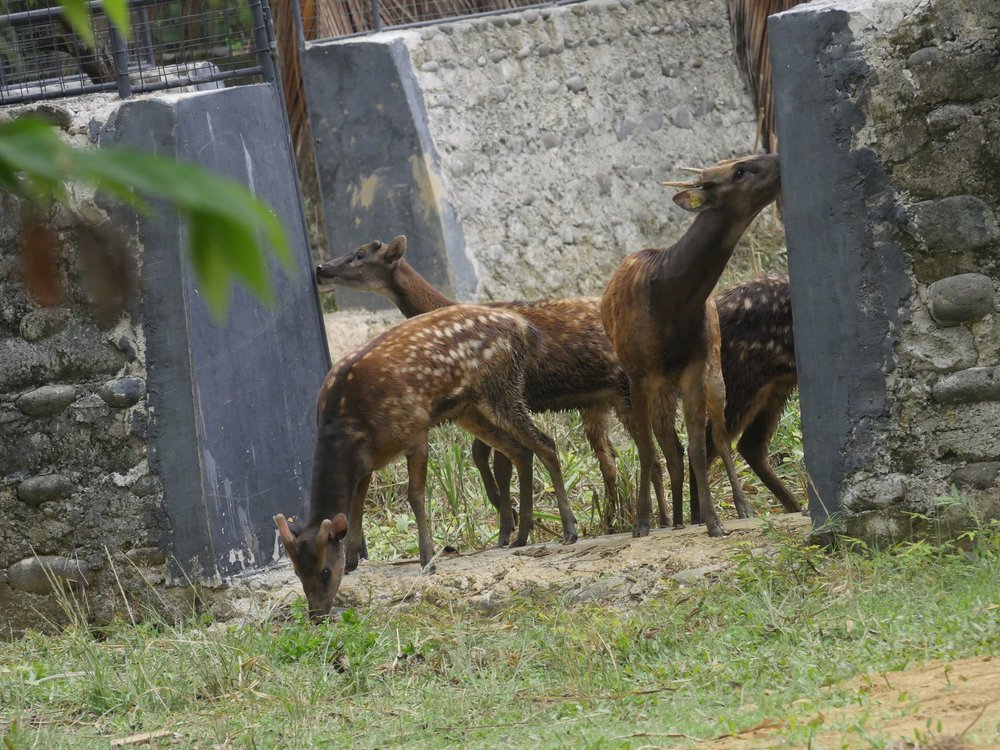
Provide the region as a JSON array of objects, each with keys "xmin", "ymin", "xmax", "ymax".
[
  {"xmin": 360, "ymin": 396, "xmax": 806, "ymax": 561},
  {"xmin": 2, "ymin": 521, "xmax": 999, "ymax": 748}
]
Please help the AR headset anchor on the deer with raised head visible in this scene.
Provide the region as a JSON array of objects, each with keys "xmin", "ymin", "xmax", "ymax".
[
  {"xmin": 316, "ymin": 236, "xmax": 680, "ymax": 533},
  {"xmin": 274, "ymin": 304, "xmax": 579, "ymax": 620},
  {"xmin": 602, "ymin": 153, "xmax": 782, "ymax": 537}
]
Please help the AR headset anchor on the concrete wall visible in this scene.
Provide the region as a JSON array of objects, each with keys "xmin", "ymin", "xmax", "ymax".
[
  {"xmin": 303, "ymin": 0, "xmax": 759, "ymax": 307},
  {"xmin": 771, "ymin": 0, "xmax": 1000, "ymax": 542},
  {"xmin": 1, "ymin": 85, "xmax": 328, "ymax": 634}
]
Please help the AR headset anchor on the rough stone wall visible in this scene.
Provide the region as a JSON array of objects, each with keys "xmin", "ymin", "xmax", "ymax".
[
  {"xmin": 770, "ymin": 0, "xmax": 1000, "ymax": 542},
  {"xmin": 305, "ymin": 0, "xmax": 758, "ymax": 306},
  {"xmin": 406, "ymin": 0, "xmax": 757, "ymax": 300},
  {"xmin": 1, "ymin": 85, "xmax": 329, "ymax": 635},
  {"xmin": 0, "ymin": 98, "xmax": 171, "ymax": 634}
]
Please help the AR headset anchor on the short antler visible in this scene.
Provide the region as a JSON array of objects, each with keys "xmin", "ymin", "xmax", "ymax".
[{"xmin": 662, "ymin": 166, "xmax": 705, "ymax": 188}]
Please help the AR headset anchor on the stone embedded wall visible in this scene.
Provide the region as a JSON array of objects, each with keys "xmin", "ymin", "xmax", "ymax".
[
  {"xmin": 771, "ymin": 0, "xmax": 1000, "ymax": 542},
  {"xmin": 0, "ymin": 98, "xmax": 171, "ymax": 634},
  {"xmin": 1, "ymin": 85, "xmax": 330, "ymax": 635},
  {"xmin": 404, "ymin": 0, "xmax": 758, "ymax": 300},
  {"xmin": 303, "ymin": 0, "xmax": 759, "ymax": 307}
]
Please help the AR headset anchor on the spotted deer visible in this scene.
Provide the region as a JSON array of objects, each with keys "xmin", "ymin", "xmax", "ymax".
[
  {"xmin": 274, "ymin": 304, "xmax": 579, "ymax": 619},
  {"xmin": 602, "ymin": 153, "xmax": 782, "ymax": 537},
  {"xmin": 694, "ymin": 273, "xmax": 801, "ymax": 519},
  {"xmin": 316, "ymin": 236, "xmax": 678, "ymax": 533}
]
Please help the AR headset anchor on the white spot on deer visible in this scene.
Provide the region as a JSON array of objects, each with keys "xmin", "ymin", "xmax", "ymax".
[{"xmin": 743, "ymin": 298, "xmax": 753, "ymax": 310}]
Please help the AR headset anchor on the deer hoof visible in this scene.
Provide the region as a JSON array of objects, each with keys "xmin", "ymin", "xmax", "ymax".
[
  {"xmin": 421, "ymin": 562, "xmax": 437, "ymax": 574},
  {"xmin": 707, "ymin": 522, "xmax": 729, "ymax": 538},
  {"xmin": 672, "ymin": 523, "xmax": 686, "ymax": 531},
  {"xmin": 563, "ymin": 532, "xmax": 578, "ymax": 545},
  {"xmin": 510, "ymin": 537, "xmax": 529, "ymax": 548},
  {"xmin": 632, "ymin": 521, "xmax": 651, "ymax": 538}
]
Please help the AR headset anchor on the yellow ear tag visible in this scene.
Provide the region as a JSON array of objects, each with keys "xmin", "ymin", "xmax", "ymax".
[{"xmin": 688, "ymin": 192, "xmax": 702, "ymax": 209}]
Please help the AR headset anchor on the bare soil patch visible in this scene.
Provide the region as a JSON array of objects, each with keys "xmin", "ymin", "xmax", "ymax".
[
  {"xmin": 709, "ymin": 656, "xmax": 1000, "ymax": 749},
  {"xmin": 246, "ymin": 514, "xmax": 811, "ymax": 613}
]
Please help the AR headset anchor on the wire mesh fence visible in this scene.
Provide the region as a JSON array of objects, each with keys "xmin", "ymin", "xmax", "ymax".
[
  {"xmin": 298, "ymin": 0, "xmax": 547, "ymax": 39},
  {"xmin": 0, "ymin": 0, "xmax": 276, "ymax": 105}
]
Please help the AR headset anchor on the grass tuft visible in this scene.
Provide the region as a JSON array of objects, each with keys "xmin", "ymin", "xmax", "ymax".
[{"xmin": 2, "ymin": 516, "xmax": 998, "ymax": 748}]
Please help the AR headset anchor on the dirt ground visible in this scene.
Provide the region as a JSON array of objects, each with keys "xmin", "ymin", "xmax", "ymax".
[
  {"xmin": 238, "ymin": 514, "xmax": 1000, "ymax": 748},
  {"xmin": 245, "ymin": 514, "xmax": 811, "ymax": 613},
  {"xmin": 709, "ymin": 654, "xmax": 1000, "ymax": 750}
]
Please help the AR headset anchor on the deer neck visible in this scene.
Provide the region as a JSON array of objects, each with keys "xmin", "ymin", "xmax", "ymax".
[
  {"xmin": 306, "ymin": 428, "xmax": 358, "ymax": 527},
  {"xmin": 653, "ymin": 207, "xmax": 758, "ymax": 318},
  {"xmin": 388, "ymin": 260, "xmax": 456, "ymax": 318}
]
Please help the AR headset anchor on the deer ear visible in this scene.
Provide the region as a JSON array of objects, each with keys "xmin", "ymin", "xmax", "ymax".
[
  {"xmin": 673, "ymin": 188, "xmax": 710, "ymax": 212},
  {"xmin": 274, "ymin": 514, "xmax": 297, "ymax": 552},
  {"xmin": 331, "ymin": 513, "xmax": 348, "ymax": 542},
  {"xmin": 384, "ymin": 235, "xmax": 407, "ymax": 262},
  {"xmin": 320, "ymin": 514, "xmax": 349, "ymax": 544}
]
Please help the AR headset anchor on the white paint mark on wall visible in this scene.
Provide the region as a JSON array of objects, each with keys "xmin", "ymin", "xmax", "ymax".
[{"xmin": 241, "ymin": 135, "xmax": 256, "ymax": 194}]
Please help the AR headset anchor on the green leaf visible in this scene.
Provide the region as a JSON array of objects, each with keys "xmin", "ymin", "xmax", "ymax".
[
  {"xmin": 0, "ymin": 118, "xmax": 74, "ymax": 193},
  {"xmin": 59, "ymin": 0, "xmax": 96, "ymax": 47},
  {"xmin": 102, "ymin": 0, "xmax": 131, "ymax": 40},
  {"xmin": 74, "ymin": 149, "xmax": 293, "ymax": 272},
  {"xmin": 0, "ymin": 116, "xmax": 294, "ymax": 320},
  {"xmin": 188, "ymin": 216, "xmax": 233, "ymax": 322}
]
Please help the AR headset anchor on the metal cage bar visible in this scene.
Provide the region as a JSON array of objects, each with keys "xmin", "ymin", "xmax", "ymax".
[{"xmin": 0, "ymin": 0, "xmax": 276, "ymax": 105}]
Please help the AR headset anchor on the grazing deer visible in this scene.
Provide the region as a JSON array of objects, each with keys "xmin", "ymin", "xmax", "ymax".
[
  {"xmin": 316, "ymin": 236, "xmax": 679, "ymax": 533},
  {"xmin": 694, "ymin": 273, "xmax": 801, "ymax": 519},
  {"xmin": 274, "ymin": 304, "xmax": 579, "ymax": 619},
  {"xmin": 602, "ymin": 154, "xmax": 782, "ymax": 537}
]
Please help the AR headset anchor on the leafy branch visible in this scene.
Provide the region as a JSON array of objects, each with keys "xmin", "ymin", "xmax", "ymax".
[{"xmin": 1, "ymin": 1, "xmax": 295, "ymax": 320}]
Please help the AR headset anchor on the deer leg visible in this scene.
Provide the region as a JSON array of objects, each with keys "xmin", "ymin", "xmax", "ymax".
[
  {"xmin": 346, "ymin": 473, "xmax": 371, "ymax": 572},
  {"xmin": 490, "ymin": 400, "xmax": 578, "ymax": 545},
  {"xmin": 471, "ymin": 439, "xmax": 503, "ymax": 514},
  {"xmin": 626, "ymin": 375, "xmax": 657, "ymax": 538},
  {"xmin": 511, "ymin": 449, "xmax": 536, "ymax": 547},
  {"xmin": 492, "ymin": 450, "xmax": 516, "ymax": 526},
  {"xmin": 650, "ymin": 393, "xmax": 684, "ymax": 528},
  {"xmin": 405, "ymin": 437, "xmax": 435, "ymax": 572},
  {"xmin": 738, "ymin": 411, "xmax": 802, "ymax": 513},
  {"xmin": 619, "ymin": 402, "xmax": 670, "ymax": 529},
  {"xmin": 458, "ymin": 415, "xmax": 523, "ymax": 546},
  {"xmin": 681, "ymin": 365, "xmax": 728, "ymax": 538},
  {"xmin": 582, "ymin": 407, "xmax": 619, "ymax": 533},
  {"xmin": 706, "ymin": 362, "xmax": 752, "ymax": 519},
  {"xmin": 715, "ymin": 424, "xmax": 752, "ymax": 518},
  {"xmin": 707, "ymin": 421, "xmax": 753, "ymax": 520}
]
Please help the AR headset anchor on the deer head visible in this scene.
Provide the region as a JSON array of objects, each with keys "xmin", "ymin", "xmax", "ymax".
[
  {"xmin": 315, "ymin": 235, "xmax": 407, "ymax": 291},
  {"xmin": 274, "ymin": 512, "xmax": 349, "ymax": 621},
  {"xmin": 663, "ymin": 153, "xmax": 780, "ymax": 219}
]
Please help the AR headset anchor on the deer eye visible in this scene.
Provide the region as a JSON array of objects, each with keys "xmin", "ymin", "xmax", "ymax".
[
  {"xmin": 354, "ymin": 251, "xmax": 365, "ymax": 261},
  {"xmin": 734, "ymin": 167, "xmax": 746, "ymax": 179}
]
